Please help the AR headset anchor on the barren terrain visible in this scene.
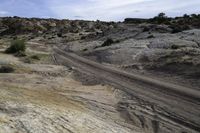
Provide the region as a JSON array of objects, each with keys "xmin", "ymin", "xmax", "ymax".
[
  {"xmin": 0, "ymin": 16, "xmax": 200, "ymax": 133},
  {"xmin": 0, "ymin": 49, "xmax": 140, "ymax": 133}
]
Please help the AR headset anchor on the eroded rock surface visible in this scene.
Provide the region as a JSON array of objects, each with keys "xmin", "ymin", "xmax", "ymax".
[
  {"xmin": 0, "ymin": 17, "xmax": 200, "ymax": 132},
  {"xmin": 0, "ymin": 51, "xmax": 143, "ymax": 133}
]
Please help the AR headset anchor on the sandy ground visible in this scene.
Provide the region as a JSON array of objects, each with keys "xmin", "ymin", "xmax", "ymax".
[
  {"xmin": 0, "ymin": 52, "xmax": 139, "ymax": 133},
  {"xmin": 54, "ymin": 48, "xmax": 200, "ymax": 133}
]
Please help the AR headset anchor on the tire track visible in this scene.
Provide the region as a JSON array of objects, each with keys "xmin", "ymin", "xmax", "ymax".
[{"xmin": 53, "ymin": 47, "xmax": 200, "ymax": 132}]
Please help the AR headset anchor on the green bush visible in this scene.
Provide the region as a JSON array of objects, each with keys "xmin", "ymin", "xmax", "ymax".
[
  {"xmin": 30, "ymin": 55, "xmax": 40, "ymax": 60},
  {"xmin": 171, "ymin": 28, "xmax": 182, "ymax": 34},
  {"xmin": 143, "ymin": 27, "xmax": 150, "ymax": 32},
  {"xmin": 5, "ymin": 39, "xmax": 26, "ymax": 54},
  {"xmin": 147, "ymin": 35, "xmax": 155, "ymax": 38},
  {"xmin": 101, "ymin": 38, "xmax": 114, "ymax": 47},
  {"xmin": 57, "ymin": 33, "xmax": 62, "ymax": 37},
  {"xmin": 171, "ymin": 45, "xmax": 179, "ymax": 49},
  {"xmin": 0, "ymin": 65, "xmax": 15, "ymax": 73},
  {"xmin": 82, "ymin": 48, "xmax": 88, "ymax": 51},
  {"xmin": 15, "ymin": 51, "xmax": 26, "ymax": 57},
  {"xmin": 151, "ymin": 12, "xmax": 171, "ymax": 24}
]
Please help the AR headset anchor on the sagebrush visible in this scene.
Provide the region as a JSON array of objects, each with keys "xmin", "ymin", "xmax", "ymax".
[{"xmin": 5, "ymin": 39, "xmax": 26, "ymax": 54}]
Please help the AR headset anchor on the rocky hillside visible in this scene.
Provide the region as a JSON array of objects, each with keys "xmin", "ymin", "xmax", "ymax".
[
  {"xmin": 0, "ymin": 14, "xmax": 200, "ymax": 133},
  {"xmin": 0, "ymin": 17, "xmax": 116, "ymax": 41},
  {"xmin": 0, "ymin": 15, "xmax": 200, "ymax": 87}
]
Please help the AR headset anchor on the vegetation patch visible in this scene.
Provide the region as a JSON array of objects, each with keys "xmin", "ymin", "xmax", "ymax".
[
  {"xmin": 57, "ymin": 33, "xmax": 62, "ymax": 37},
  {"xmin": 147, "ymin": 35, "xmax": 155, "ymax": 39},
  {"xmin": 171, "ymin": 45, "xmax": 180, "ymax": 49},
  {"xmin": 125, "ymin": 13, "xmax": 200, "ymax": 32},
  {"xmin": 30, "ymin": 55, "xmax": 40, "ymax": 60},
  {"xmin": 143, "ymin": 27, "xmax": 150, "ymax": 32},
  {"xmin": 101, "ymin": 38, "xmax": 114, "ymax": 47},
  {"xmin": 15, "ymin": 51, "xmax": 26, "ymax": 57},
  {"xmin": 82, "ymin": 48, "xmax": 88, "ymax": 52},
  {"xmin": 95, "ymin": 38, "xmax": 119, "ymax": 49},
  {"xmin": 22, "ymin": 53, "xmax": 49, "ymax": 64},
  {"xmin": 5, "ymin": 39, "xmax": 26, "ymax": 54},
  {"xmin": 0, "ymin": 65, "xmax": 15, "ymax": 73}
]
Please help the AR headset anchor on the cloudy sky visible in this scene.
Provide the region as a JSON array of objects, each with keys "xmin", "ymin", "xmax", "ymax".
[{"xmin": 0, "ymin": 0, "xmax": 200, "ymax": 21}]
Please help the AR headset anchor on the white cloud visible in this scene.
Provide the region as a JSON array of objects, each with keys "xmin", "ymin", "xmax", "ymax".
[
  {"xmin": 49, "ymin": 0, "xmax": 153, "ymax": 21},
  {"xmin": 0, "ymin": 0, "xmax": 200, "ymax": 21},
  {"xmin": 0, "ymin": 11, "xmax": 8, "ymax": 16},
  {"xmin": 46, "ymin": 0, "xmax": 200, "ymax": 21}
]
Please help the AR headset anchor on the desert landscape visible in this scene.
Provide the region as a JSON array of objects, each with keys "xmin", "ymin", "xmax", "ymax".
[{"xmin": 0, "ymin": 13, "xmax": 200, "ymax": 133}]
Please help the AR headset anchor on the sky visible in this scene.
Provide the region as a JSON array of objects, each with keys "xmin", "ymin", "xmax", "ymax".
[{"xmin": 0, "ymin": 0, "xmax": 200, "ymax": 21}]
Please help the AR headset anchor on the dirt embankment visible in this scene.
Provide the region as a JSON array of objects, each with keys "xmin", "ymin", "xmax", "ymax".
[
  {"xmin": 53, "ymin": 47, "xmax": 200, "ymax": 133},
  {"xmin": 0, "ymin": 47, "xmax": 140, "ymax": 133},
  {"xmin": 0, "ymin": 16, "xmax": 200, "ymax": 133}
]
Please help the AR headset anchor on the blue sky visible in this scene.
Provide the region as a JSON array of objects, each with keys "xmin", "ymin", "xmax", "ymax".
[{"xmin": 0, "ymin": 0, "xmax": 200, "ymax": 21}]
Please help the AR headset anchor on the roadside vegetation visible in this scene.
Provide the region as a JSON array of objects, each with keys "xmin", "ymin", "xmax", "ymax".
[
  {"xmin": 0, "ymin": 65, "xmax": 15, "ymax": 73},
  {"xmin": 22, "ymin": 53, "xmax": 50, "ymax": 64},
  {"xmin": 101, "ymin": 38, "xmax": 114, "ymax": 47},
  {"xmin": 3, "ymin": 39, "xmax": 50, "ymax": 64},
  {"xmin": 94, "ymin": 38, "xmax": 120, "ymax": 49},
  {"xmin": 5, "ymin": 39, "xmax": 26, "ymax": 54},
  {"xmin": 125, "ymin": 13, "xmax": 200, "ymax": 33}
]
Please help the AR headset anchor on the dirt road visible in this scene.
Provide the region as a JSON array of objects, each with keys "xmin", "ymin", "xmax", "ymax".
[{"xmin": 53, "ymin": 47, "xmax": 200, "ymax": 132}]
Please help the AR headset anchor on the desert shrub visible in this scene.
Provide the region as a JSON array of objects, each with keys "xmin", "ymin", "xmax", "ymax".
[
  {"xmin": 15, "ymin": 51, "xmax": 26, "ymax": 57},
  {"xmin": 147, "ymin": 35, "xmax": 155, "ymax": 38},
  {"xmin": 124, "ymin": 18, "xmax": 147, "ymax": 24},
  {"xmin": 57, "ymin": 33, "xmax": 62, "ymax": 37},
  {"xmin": 170, "ymin": 24, "xmax": 183, "ymax": 33},
  {"xmin": 115, "ymin": 40, "xmax": 120, "ymax": 43},
  {"xmin": 82, "ymin": 48, "xmax": 88, "ymax": 51},
  {"xmin": 12, "ymin": 36, "xmax": 18, "ymax": 40},
  {"xmin": 0, "ymin": 65, "xmax": 15, "ymax": 73},
  {"xmin": 101, "ymin": 38, "xmax": 114, "ymax": 47},
  {"xmin": 151, "ymin": 12, "xmax": 171, "ymax": 24},
  {"xmin": 171, "ymin": 28, "xmax": 182, "ymax": 33},
  {"xmin": 171, "ymin": 25, "xmax": 190, "ymax": 33},
  {"xmin": 81, "ymin": 36, "xmax": 86, "ymax": 40},
  {"xmin": 23, "ymin": 58, "xmax": 31, "ymax": 63},
  {"xmin": 30, "ymin": 55, "xmax": 40, "ymax": 60},
  {"xmin": 5, "ymin": 39, "xmax": 26, "ymax": 54},
  {"xmin": 171, "ymin": 45, "xmax": 179, "ymax": 49},
  {"xmin": 143, "ymin": 27, "xmax": 150, "ymax": 32}
]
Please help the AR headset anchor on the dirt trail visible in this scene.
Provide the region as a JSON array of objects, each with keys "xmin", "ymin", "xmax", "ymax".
[
  {"xmin": 0, "ymin": 52, "xmax": 139, "ymax": 133},
  {"xmin": 53, "ymin": 47, "xmax": 200, "ymax": 132}
]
